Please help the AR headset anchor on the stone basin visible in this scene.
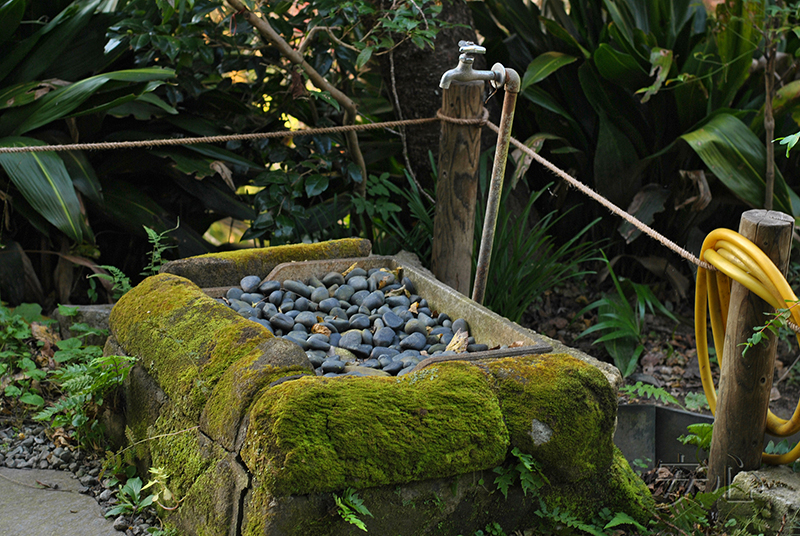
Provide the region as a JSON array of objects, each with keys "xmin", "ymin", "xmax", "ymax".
[{"xmin": 104, "ymin": 239, "xmax": 651, "ymax": 535}]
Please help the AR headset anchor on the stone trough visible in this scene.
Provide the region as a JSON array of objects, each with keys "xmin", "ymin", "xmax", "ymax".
[{"xmin": 103, "ymin": 238, "xmax": 652, "ymax": 535}]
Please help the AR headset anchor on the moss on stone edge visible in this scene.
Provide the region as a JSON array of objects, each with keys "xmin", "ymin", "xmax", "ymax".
[
  {"xmin": 109, "ymin": 273, "xmax": 298, "ymax": 421},
  {"xmin": 200, "ymin": 337, "xmax": 313, "ymax": 452},
  {"xmin": 485, "ymin": 353, "xmax": 617, "ymax": 483},
  {"xmin": 539, "ymin": 446, "xmax": 655, "ymax": 524},
  {"xmin": 159, "ymin": 238, "xmax": 372, "ymax": 288},
  {"xmin": 240, "ymin": 362, "xmax": 510, "ymax": 496}
]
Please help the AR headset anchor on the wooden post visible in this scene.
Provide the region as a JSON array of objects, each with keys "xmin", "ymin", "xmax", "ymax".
[
  {"xmin": 431, "ymin": 80, "xmax": 483, "ymax": 296},
  {"xmin": 707, "ymin": 209, "xmax": 794, "ymax": 490}
]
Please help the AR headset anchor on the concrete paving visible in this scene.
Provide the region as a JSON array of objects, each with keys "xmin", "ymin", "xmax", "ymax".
[{"xmin": 0, "ymin": 467, "xmax": 119, "ymax": 536}]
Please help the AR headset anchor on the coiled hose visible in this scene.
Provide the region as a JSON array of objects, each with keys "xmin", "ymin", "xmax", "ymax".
[{"xmin": 696, "ymin": 228, "xmax": 800, "ymax": 464}]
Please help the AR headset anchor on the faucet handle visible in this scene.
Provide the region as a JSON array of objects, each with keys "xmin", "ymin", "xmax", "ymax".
[{"xmin": 458, "ymin": 41, "xmax": 485, "ymax": 56}]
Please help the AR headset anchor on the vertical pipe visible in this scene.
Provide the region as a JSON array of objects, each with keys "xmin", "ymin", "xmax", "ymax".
[{"xmin": 471, "ymin": 69, "xmax": 520, "ymax": 305}]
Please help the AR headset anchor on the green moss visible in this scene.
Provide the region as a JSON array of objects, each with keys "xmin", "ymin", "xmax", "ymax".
[
  {"xmin": 485, "ymin": 353, "xmax": 617, "ymax": 482},
  {"xmin": 201, "ymin": 337, "xmax": 313, "ymax": 451},
  {"xmin": 538, "ymin": 446, "xmax": 654, "ymax": 524},
  {"xmin": 240, "ymin": 362, "xmax": 509, "ymax": 496},
  {"xmin": 110, "ymin": 274, "xmax": 281, "ymax": 420},
  {"xmin": 159, "ymin": 238, "xmax": 372, "ymax": 288}
]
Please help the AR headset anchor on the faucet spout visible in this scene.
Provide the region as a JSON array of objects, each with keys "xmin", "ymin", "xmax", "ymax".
[{"xmin": 439, "ymin": 41, "xmax": 501, "ymax": 89}]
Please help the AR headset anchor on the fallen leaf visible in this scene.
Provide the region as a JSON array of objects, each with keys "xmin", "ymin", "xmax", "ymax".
[
  {"xmin": 509, "ymin": 341, "xmax": 525, "ymax": 348},
  {"xmin": 209, "ymin": 161, "xmax": 235, "ymax": 191},
  {"xmin": 341, "ymin": 263, "xmax": 358, "ymax": 277},
  {"xmin": 311, "ymin": 324, "xmax": 331, "ymax": 336},
  {"xmin": 446, "ymin": 329, "xmax": 469, "ymax": 353},
  {"xmin": 770, "ymin": 386, "xmax": 781, "ymax": 401}
]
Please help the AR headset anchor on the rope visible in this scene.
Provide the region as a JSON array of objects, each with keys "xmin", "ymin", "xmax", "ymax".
[
  {"xmin": 0, "ymin": 113, "xmax": 493, "ymax": 154},
  {"xmin": 484, "ymin": 120, "xmax": 715, "ymax": 273}
]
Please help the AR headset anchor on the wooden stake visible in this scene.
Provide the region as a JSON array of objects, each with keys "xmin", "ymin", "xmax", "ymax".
[
  {"xmin": 431, "ymin": 80, "xmax": 483, "ymax": 295},
  {"xmin": 707, "ymin": 210, "xmax": 794, "ymax": 489}
]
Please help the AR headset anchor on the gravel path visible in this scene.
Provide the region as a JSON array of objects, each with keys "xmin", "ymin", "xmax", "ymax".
[{"xmin": 0, "ymin": 422, "xmax": 162, "ymax": 535}]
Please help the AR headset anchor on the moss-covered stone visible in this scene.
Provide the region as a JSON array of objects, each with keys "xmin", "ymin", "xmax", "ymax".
[
  {"xmin": 539, "ymin": 446, "xmax": 654, "ymax": 523},
  {"xmin": 200, "ymin": 337, "xmax": 313, "ymax": 451},
  {"xmin": 159, "ymin": 238, "xmax": 372, "ymax": 288},
  {"xmin": 109, "ymin": 273, "xmax": 298, "ymax": 420},
  {"xmin": 484, "ymin": 353, "xmax": 617, "ymax": 483},
  {"xmin": 240, "ymin": 362, "xmax": 510, "ymax": 496}
]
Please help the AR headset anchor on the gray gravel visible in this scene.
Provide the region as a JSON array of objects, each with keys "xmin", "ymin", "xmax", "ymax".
[{"xmin": 0, "ymin": 422, "xmax": 162, "ymax": 535}]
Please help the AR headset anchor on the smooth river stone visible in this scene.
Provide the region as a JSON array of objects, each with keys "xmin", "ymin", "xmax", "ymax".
[
  {"xmin": 240, "ymin": 275, "xmax": 261, "ymax": 293},
  {"xmin": 373, "ymin": 327, "xmax": 395, "ymax": 347},
  {"xmin": 322, "ymin": 272, "xmax": 345, "ymax": 286},
  {"xmin": 270, "ymin": 313, "xmax": 295, "ymax": 332},
  {"xmin": 294, "ymin": 311, "xmax": 319, "ymax": 328},
  {"xmin": 258, "ymin": 280, "xmax": 281, "ymax": 294},
  {"xmin": 382, "ymin": 311, "xmax": 404, "ymax": 330},
  {"xmin": 399, "ymin": 332, "xmax": 426, "ymax": 351},
  {"xmin": 310, "ymin": 286, "xmax": 330, "ymax": 303}
]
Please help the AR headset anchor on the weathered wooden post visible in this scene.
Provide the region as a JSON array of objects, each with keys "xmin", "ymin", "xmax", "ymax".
[
  {"xmin": 431, "ymin": 80, "xmax": 483, "ymax": 295},
  {"xmin": 707, "ymin": 209, "xmax": 794, "ymax": 489}
]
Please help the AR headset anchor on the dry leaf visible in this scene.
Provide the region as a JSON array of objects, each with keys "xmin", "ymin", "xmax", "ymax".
[
  {"xmin": 408, "ymin": 302, "xmax": 418, "ymax": 314},
  {"xmin": 446, "ymin": 329, "xmax": 469, "ymax": 353},
  {"xmin": 311, "ymin": 323, "xmax": 332, "ymax": 336},
  {"xmin": 341, "ymin": 262, "xmax": 358, "ymax": 277},
  {"xmin": 770, "ymin": 386, "xmax": 781, "ymax": 401},
  {"xmin": 385, "ymin": 285, "xmax": 407, "ymax": 297},
  {"xmin": 209, "ymin": 161, "xmax": 235, "ymax": 191},
  {"xmin": 509, "ymin": 341, "xmax": 525, "ymax": 348}
]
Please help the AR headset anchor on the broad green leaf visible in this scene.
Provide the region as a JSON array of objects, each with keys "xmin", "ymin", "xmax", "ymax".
[
  {"xmin": 60, "ymin": 150, "xmax": 104, "ymax": 204},
  {"xmin": 9, "ymin": 0, "xmax": 103, "ymax": 85},
  {"xmin": 0, "ymin": 81, "xmax": 48, "ymax": 111},
  {"xmin": 20, "ymin": 392, "xmax": 45, "ymax": 407},
  {"xmin": 681, "ymin": 114, "xmax": 793, "ymax": 215},
  {"xmin": 520, "ymin": 52, "xmax": 577, "ymax": 92},
  {"xmin": 305, "ymin": 174, "xmax": 329, "ymax": 197},
  {"xmin": 356, "ymin": 46, "xmax": 373, "ymax": 70},
  {"xmin": 715, "ymin": 0, "xmax": 760, "ymax": 108},
  {"xmin": 539, "ymin": 18, "xmax": 590, "ymax": 59},
  {"xmin": 1, "ymin": 68, "xmax": 175, "ymax": 136},
  {"xmin": 0, "ymin": 0, "xmax": 25, "ymax": 44},
  {"xmin": 594, "ymin": 44, "xmax": 649, "ymax": 90},
  {"xmin": 593, "ymin": 111, "xmax": 640, "ymax": 207},
  {"xmin": 750, "ymin": 80, "xmax": 800, "ymax": 136},
  {"xmin": 185, "ymin": 143, "xmax": 262, "ymax": 170},
  {"xmin": 0, "ymin": 136, "xmax": 84, "ymax": 242}
]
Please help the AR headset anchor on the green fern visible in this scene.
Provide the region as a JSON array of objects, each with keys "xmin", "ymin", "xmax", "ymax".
[
  {"xmin": 619, "ymin": 381, "xmax": 684, "ymax": 409},
  {"xmin": 333, "ymin": 488, "xmax": 373, "ymax": 532}
]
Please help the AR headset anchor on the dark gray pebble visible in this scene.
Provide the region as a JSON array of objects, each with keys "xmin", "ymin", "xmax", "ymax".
[
  {"xmin": 330, "ymin": 332, "xmax": 341, "ymax": 346},
  {"xmin": 467, "ymin": 343, "xmax": 488, "ymax": 352},
  {"xmin": 382, "ymin": 311, "xmax": 404, "ymax": 329},
  {"xmin": 404, "ymin": 319, "xmax": 426, "ymax": 335},
  {"xmin": 361, "ymin": 329, "xmax": 373, "ymax": 346},
  {"xmin": 334, "ymin": 285, "xmax": 355, "ymax": 302},
  {"xmin": 240, "ymin": 293, "xmax": 264, "ymax": 304},
  {"xmin": 284, "ymin": 334, "xmax": 309, "ymax": 350},
  {"xmin": 401, "ymin": 276, "xmax": 416, "ymax": 294},
  {"xmin": 339, "ymin": 331, "xmax": 363, "ymax": 350},
  {"xmin": 345, "ymin": 268, "xmax": 367, "ymax": 281},
  {"xmin": 428, "ymin": 343, "xmax": 446, "ymax": 353},
  {"xmin": 284, "ymin": 280, "xmax": 311, "ymax": 298},
  {"xmin": 270, "ymin": 313, "xmax": 295, "ymax": 332},
  {"xmin": 397, "ymin": 365, "xmax": 416, "ymax": 376},
  {"xmin": 269, "ymin": 290, "xmax": 284, "ymax": 306},
  {"xmin": 226, "ymin": 288, "xmax": 244, "ymax": 301},
  {"xmin": 351, "ymin": 290, "xmax": 370, "ymax": 306},
  {"xmin": 322, "ymin": 272, "xmax": 345, "ymax": 286},
  {"xmin": 383, "ymin": 361, "xmax": 404, "ymax": 375},
  {"xmin": 310, "ymin": 286, "xmax": 329, "ymax": 303},
  {"xmin": 399, "ymin": 332, "xmax": 426, "ymax": 351},
  {"xmin": 373, "ymin": 327, "xmax": 395, "ymax": 347},
  {"xmin": 259, "ymin": 280, "xmax": 281, "ymax": 294},
  {"xmin": 306, "ymin": 351, "xmax": 326, "ymax": 367},
  {"xmin": 294, "ymin": 311, "xmax": 319, "ymax": 328},
  {"xmin": 437, "ymin": 313, "xmax": 450, "ymax": 325},
  {"xmin": 361, "ymin": 359, "xmax": 382, "ymax": 369},
  {"xmin": 308, "ymin": 275, "xmax": 324, "ymax": 288},
  {"xmin": 361, "ymin": 291, "xmax": 384, "ymax": 311},
  {"xmin": 280, "ymin": 299, "xmax": 294, "ymax": 311},
  {"xmin": 348, "ymin": 276, "xmax": 368, "ymax": 291},
  {"xmin": 386, "ymin": 295, "xmax": 410, "ymax": 308},
  {"xmin": 285, "ymin": 310, "xmax": 300, "ymax": 319},
  {"xmin": 349, "ymin": 314, "xmax": 370, "ymax": 330},
  {"xmin": 318, "ymin": 297, "xmax": 340, "ymax": 313},
  {"xmin": 240, "ymin": 275, "xmax": 261, "ymax": 293},
  {"xmin": 307, "ymin": 337, "xmax": 331, "ymax": 351},
  {"xmin": 346, "ymin": 305, "xmax": 359, "ymax": 317},
  {"xmin": 452, "ymin": 318, "xmax": 470, "ymax": 334},
  {"xmin": 294, "ymin": 297, "xmax": 311, "ymax": 311},
  {"xmin": 321, "ymin": 359, "xmax": 346, "ymax": 373},
  {"xmin": 330, "ymin": 318, "xmax": 350, "ymax": 332}
]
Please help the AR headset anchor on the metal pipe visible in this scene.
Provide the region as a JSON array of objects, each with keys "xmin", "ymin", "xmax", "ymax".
[
  {"xmin": 439, "ymin": 41, "xmax": 502, "ymax": 89},
  {"xmin": 471, "ymin": 67, "xmax": 520, "ymax": 305}
]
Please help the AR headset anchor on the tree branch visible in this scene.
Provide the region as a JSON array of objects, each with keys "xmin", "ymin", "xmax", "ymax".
[{"xmin": 224, "ymin": 0, "xmax": 368, "ymax": 199}]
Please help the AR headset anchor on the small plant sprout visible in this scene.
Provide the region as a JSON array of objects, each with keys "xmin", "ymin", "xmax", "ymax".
[
  {"xmin": 333, "ymin": 488, "xmax": 373, "ymax": 531},
  {"xmin": 104, "ymin": 476, "xmax": 155, "ymax": 518},
  {"xmin": 739, "ymin": 299, "xmax": 800, "ymax": 358}
]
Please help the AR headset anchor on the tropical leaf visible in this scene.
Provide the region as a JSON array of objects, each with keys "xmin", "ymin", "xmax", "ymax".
[
  {"xmin": 60, "ymin": 150, "xmax": 104, "ymax": 204},
  {"xmin": 594, "ymin": 44, "xmax": 649, "ymax": 90},
  {"xmin": 0, "ymin": 0, "xmax": 26, "ymax": 45},
  {"xmin": 0, "ymin": 68, "xmax": 175, "ymax": 136},
  {"xmin": 520, "ymin": 52, "xmax": 577, "ymax": 92},
  {"xmin": 0, "ymin": 136, "xmax": 84, "ymax": 242},
  {"xmin": 681, "ymin": 113, "xmax": 794, "ymax": 215}
]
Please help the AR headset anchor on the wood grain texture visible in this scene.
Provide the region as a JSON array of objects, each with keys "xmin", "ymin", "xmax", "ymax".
[
  {"xmin": 431, "ymin": 81, "xmax": 483, "ymax": 295},
  {"xmin": 708, "ymin": 210, "xmax": 794, "ymax": 489}
]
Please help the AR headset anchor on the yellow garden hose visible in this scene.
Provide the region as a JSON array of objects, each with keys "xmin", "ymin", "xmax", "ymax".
[{"xmin": 696, "ymin": 228, "xmax": 800, "ymax": 464}]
